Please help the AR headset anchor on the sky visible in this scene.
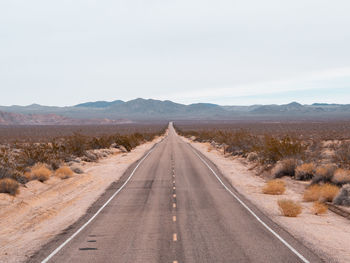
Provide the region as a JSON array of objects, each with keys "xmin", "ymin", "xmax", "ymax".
[{"xmin": 0, "ymin": 0, "xmax": 350, "ymax": 106}]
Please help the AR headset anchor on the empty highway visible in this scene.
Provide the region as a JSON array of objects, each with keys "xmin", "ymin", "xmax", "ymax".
[{"xmin": 30, "ymin": 124, "xmax": 322, "ymax": 263}]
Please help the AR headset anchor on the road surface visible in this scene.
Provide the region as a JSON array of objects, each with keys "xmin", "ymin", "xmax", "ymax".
[{"xmin": 30, "ymin": 124, "xmax": 322, "ymax": 263}]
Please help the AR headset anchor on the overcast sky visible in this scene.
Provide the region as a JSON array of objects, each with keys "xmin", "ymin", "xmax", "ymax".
[{"xmin": 1, "ymin": 0, "xmax": 349, "ymax": 106}]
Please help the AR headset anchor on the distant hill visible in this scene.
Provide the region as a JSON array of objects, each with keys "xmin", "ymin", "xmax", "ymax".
[
  {"xmin": 75, "ymin": 100, "xmax": 124, "ymax": 108},
  {"xmin": 1, "ymin": 99, "xmax": 350, "ymax": 122}
]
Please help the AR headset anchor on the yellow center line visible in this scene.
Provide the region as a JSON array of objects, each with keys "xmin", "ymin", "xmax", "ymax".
[
  {"xmin": 173, "ymin": 203, "xmax": 176, "ymax": 208},
  {"xmin": 173, "ymin": 233, "xmax": 177, "ymax": 241},
  {"xmin": 173, "ymin": 215, "xmax": 176, "ymax": 222},
  {"xmin": 173, "ymin": 194, "xmax": 176, "ymax": 198}
]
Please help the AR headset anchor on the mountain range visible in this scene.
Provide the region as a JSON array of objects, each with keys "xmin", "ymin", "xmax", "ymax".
[{"xmin": 1, "ymin": 99, "xmax": 350, "ymax": 125}]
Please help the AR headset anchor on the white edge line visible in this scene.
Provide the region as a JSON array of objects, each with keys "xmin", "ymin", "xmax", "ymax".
[
  {"xmin": 191, "ymin": 148, "xmax": 310, "ymax": 263},
  {"xmin": 41, "ymin": 148, "xmax": 155, "ymax": 263}
]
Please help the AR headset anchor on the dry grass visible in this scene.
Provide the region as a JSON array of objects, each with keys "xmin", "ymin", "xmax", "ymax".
[
  {"xmin": 332, "ymin": 168, "xmax": 350, "ymax": 186},
  {"xmin": 30, "ymin": 163, "xmax": 52, "ymax": 182},
  {"xmin": 312, "ymin": 164, "xmax": 337, "ymax": 184},
  {"xmin": 312, "ymin": 201, "xmax": 328, "ymax": 215},
  {"xmin": 277, "ymin": 199, "xmax": 302, "ymax": 217},
  {"xmin": 303, "ymin": 185, "xmax": 322, "ymax": 202},
  {"xmin": 272, "ymin": 159, "xmax": 297, "ymax": 178},
  {"xmin": 295, "ymin": 163, "xmax": 315, "ymax": 181},
  {"xmin": 0, "ymin": 178, "xmax": 19, "ymax": 196},
  {"xmin": 263, "ymin": 179, "xmax": 286, "ymax": 195},
  {"xmin": 303, "ymin": 184, "xmax": 340, "ymax": 202},
  {"xmin": 321, "ymin": 184, "xmax": 340, "ymax": 202},
  {"xmin": 55, "ymin": 166, "xmax": 73, "ymax": 179}
]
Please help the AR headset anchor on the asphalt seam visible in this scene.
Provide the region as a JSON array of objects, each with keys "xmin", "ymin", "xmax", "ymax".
[{"xmin": 190, "ymin": 147, "xmax": 310, "ymax": 263}]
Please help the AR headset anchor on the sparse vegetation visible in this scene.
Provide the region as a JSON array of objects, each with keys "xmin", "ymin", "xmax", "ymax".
[
  {"xmin": 312, "ymin": 201, "xmax": 328, "ymax": 215},
  {"xmin": 30, "ymin": 163, "xmax": 52, "ymax": 182},
  {"xmin": 0, "ymin": 178, "xmax": 19, "ymax": 196},
  {"xmin": 333, "ymin": 184, "xmax": 350, "ymax": 206},
  {"xmin": 277, "ymin": 199, "xmax": 302, "ymax": 217},
  {"xmin": 272, "ymin": 159, "xmax": 298, "ymax": 178},
  {"xmin": 55, "ymin": 166, "xmax": 73, "ymax": 179},
  {"xmin": 332, "ymin": 169, "xmax": 350, "ymax": 186},
  {"xmin": 312, "ymin": 164, "xmax": 337, "ymax": 185},
  {"xmin": 0, "ymin": 124, "xmax": 166, "ymax": 193},
  {"xmin": 175, "ymin": 121, "xmax": 350, "ymax": 209},
  {"xmin": 262, "ymin": 179, "xmax": 286, "ymax": 195},
  {"xmin": 295, "ymin": 163, "xmax": 315, "ymax": 181},
  {"xmin": 303, "ymin": 184, "xmax": 340, "ymax": 202}
]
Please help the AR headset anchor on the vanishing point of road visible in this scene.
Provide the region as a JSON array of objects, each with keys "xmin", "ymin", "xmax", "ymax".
[{"xmin": 30, "ymin": 123, "xmax": 322, "ymax": 263}]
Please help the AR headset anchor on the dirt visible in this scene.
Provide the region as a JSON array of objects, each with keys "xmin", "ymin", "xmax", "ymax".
[
  {"xmin": 185, "ymin": 138, "xmax": 350, "ymax": 263},
  {"xmin": 0, "ymin": 136, "xmax": 163, "ymax": 263}
]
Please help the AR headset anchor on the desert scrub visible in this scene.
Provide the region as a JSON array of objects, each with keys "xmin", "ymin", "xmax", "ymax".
[
  {"xmin": 262, "ymin": 179, "xmax": 286, "ymax": 195},
  {"xmin": 256, "ymin": 135, "xmax": 305, "ymax": 164},
  {"xmin": 311, "ymin": 164, "xmax": 337, "ymax": 185},
  {"xmin": 333, "ymin": 141, "xmax": 350, "ymax": 168},
  {"xmin": 295, "ymin": 163, "xmax": 315, "ymax": 181},
  {"xmin": 0, "ymin": 178, "xmax": 19, "ymax": 196},
  {"xmin": 303, "ymin": 184, "xmax": 340, "ymax": 202},
  {"xmin": 55, "ymin": 166, "xmax": 73, "ymax": 179},
  {"xmin": 332, "ymin": 168, "xmax": 350, "ymax": 186},
  {"xmin": 271, "ymin": 159, "xmax": 297, "ymax": 178},
  {"xmin": 312, "ymin": 201, "xmax": 328, "ymax": 215},
  {"xmin": 30, "ymin": 163, "xmax": 52, "ymax": 182},
  {"xmin": 333, "ymin": 184, "xmax": 350, "ymax": 206},
  {"xmin": 277, "ymin": 199, "xmax": 302, "ymax": 217}
]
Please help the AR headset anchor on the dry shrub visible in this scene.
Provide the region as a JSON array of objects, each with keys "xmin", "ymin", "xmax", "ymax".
[
  {"xmin": 333, "ymin": 184, "xmax": 350, "ymax": 206},
  {"xmin": 277, "ymin": 199, "xmax": 302, "ymax": 217},
  {"xmin": 263, "ymin": 179, "xmax": 286, "ymax": 195},
  {"xmin": 272, "ymin": 159, "xmax": 297, "ymax": 178},
  {"xmin": 311, "ymin": 164, "xmax": 337, "ymax": 185},
  {"xmin": 55, "ymin": 166, "xmax": 73, "ymax": 179},
  {"xmin": 257, "ymin": 135, "xmax": 305, "ymax": 164},
  {"xmin": 303, "ymin": 184, "xmax": 340, "ymax": 202},
  {"xmin": 303, "ymin": 185, "xmax": 321, "ymax": 202},
  {"xmin": 332, "ymin": 168, "xmax": 350, "ymax": 186},
  {"xmin": 295, "ymin": 163, "xmax": 315, "ymax": 181},
  {"xmin": 247, "ymin": 152, "xmax": 258, "ymax": 162},
  {"xmin": 30, "ymin": 163, "xmax": 52, "ymax": 182},
  {"xmin": 0, "ymin": 178, "xmax": 19, "ymax": 196},
  {"xmin": 333, "ymin": 142, "xmax": 350, "ymax": 168},
  {"xmin": 312, "ymin": 201, "xmax": 328, "ymax": 215},
  {"xmin": 321, "ymin": 184, "xmax": 340, "ymax": 202}
]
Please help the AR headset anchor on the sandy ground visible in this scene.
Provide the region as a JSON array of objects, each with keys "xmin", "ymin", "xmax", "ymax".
[
  {"xmin": 0, "ymin": 136, "xmax": 163, "ymax": 263},
  {"xmin": 185, "ymin": 138, "xmax": 350, "ymax": 263}
]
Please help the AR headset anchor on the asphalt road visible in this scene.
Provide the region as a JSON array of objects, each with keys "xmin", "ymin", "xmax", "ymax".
[{"xmin": 31, "ymin": 124, "xmax": 323, "ymax": 263}]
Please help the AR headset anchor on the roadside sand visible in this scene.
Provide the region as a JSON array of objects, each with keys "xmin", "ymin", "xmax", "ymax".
[
  {"xmin": 185, "ymin": 138, "xmax": 350, "ymax": 263},
  {"xmin": 0, "ymin": 136, "xmax": 163, "ymax": 263}
]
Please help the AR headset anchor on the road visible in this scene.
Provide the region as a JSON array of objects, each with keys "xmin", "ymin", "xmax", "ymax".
[{"xmin": 31, "ymin": 124, "xmax": 322, "ymax": 263}]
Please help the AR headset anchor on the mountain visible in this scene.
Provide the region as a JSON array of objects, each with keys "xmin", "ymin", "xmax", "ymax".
[
  {"xmin": 1, "ymin": 99, "xmax": 350, "ymax": 122},
  {"xmin": 0, "ymin": 111, "xmax": 130, "ymax": 125},
  {"xmin": 75, "ymin": 100, "xmax": 124, "ymax": 108}
]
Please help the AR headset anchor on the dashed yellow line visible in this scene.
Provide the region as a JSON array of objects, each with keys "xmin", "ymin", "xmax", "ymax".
[
  {"xmin": 173, "ymin": 203, "xmax": 176, "ymax": 208},
  {"xmin": 173, "ymin": 194, "xmax": 176, "ymax": 198},
  {"xmin": 173, "ymin": 233, "xmax": 177, "ymax": 241},
  {"xmin": 173, "ymin": 186, "xmax": 176, "ymax": 190},
  {"xmin": 173, "ymin": 215, "xmax": 176, "ymax": 222}
]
